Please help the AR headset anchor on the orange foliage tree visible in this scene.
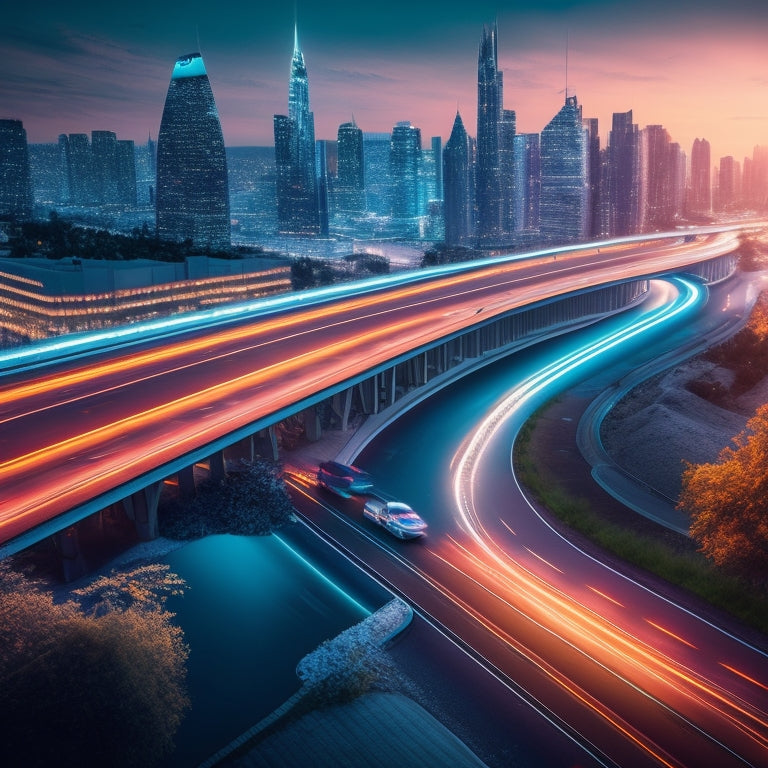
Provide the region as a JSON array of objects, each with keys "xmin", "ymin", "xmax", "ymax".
[
  {"xmin": 678, "ymin": 403, "xmax": 768, "ymax": 580},
  {"xmin": 0, "ymin": 563, "xmax": 189, "ymax": 767}
]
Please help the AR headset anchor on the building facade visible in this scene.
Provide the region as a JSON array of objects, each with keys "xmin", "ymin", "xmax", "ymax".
[
  {"xmin": 539, "ymin": 96, "xmax": 589, "ymax": 244},
  {"xmin": 389, "ymin": 121, "xmax": 422, "ymax": 236},
  {"xmin": 512, "ymin": 133, "xmax": 540, "ymax": 235},
  {"xmin": 156, "ymin": 52, "xmax": 230, "ymax": 249},
  {"xmin": 0, "ymin": 119, "xmax": 33, "ymax": 221},
  {"xmin": 476, "ymin": 22, "xmax": 505, "ymax": 244},
  {"xmin": 605, "ymin": 110, "xmax": 641, "ymax": 237},
  {"xmin": 689, "ymin": 137, "xmax": 711, "ymax": 215},
  {"xmin": 336, "ymin": 121, "xmax": 365, "ymax": 213},
  {"xmin": 273, "ymin": 27, "xmax": 321, "ymax": 235},
  {"xmin": 443, "ymin": 111, "xmax": 475, "ymax": 247},
  {"xmin": 642, "ymin": 125, "xmax": 685, "ymax": 230}
]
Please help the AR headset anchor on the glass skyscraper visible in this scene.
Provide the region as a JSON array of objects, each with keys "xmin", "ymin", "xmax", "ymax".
[
  {"xmin": 362, "ymin": 133, "xmax": 392, "ymax": 217},
  {"xmin": 336, "ymin": 120, "xmax": 365, "ymax": 213},
  {"xmin": 390, "ymin": 121, "xmax": 422, "ymax": 234},
  {"xmin": 0, "ymin": 119, "xmax": 33, "ymax": 221},
  {"xmin": 605, "ymin": 110, "xmax": 641, "ymax": 237},
  {"xmin": 689, "ymin": 137, "xmax": 711, "ymax": 215},
  {"xmin": 274, "ymin": 27, "xmax": 321, "ymax": 235},
  {"xmin": 476, "ymin": 22, "xmax": 504, "ymax": 244},
  {"xmin": 539, "ymin": 96, "xmax": 589, "ymax": 244},
  {"xmin": 443, "ymin": 111, "xmax": 475, "ymax": 247},
  {"xmin": 512, "ymin": 133, "xmax": 540, "ymax": 234},
  {"xmin": 642, "ymin": 124, "xmax": 685, "ymax": 230},
  {"xmin": 156, "ymin": 52, "xmax": 230, "ymax": 250}
]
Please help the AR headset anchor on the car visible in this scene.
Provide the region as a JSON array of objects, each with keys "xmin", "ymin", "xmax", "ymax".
[
  {"xmin": 362, "ymin": 500, "xmax": 427, "ymax": 539},
  {"xmin": 317, "ymin": 460, "xmax": 374, "ymax": 497}
]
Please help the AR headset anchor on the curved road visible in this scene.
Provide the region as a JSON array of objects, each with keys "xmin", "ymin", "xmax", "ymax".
[
  {"xmin": 0, "ymin": 231, "xmax": 739, "ymax": 549},
  {"xmin": 289, "ymin": 274, "xmax": 768, "ymax": 767}
]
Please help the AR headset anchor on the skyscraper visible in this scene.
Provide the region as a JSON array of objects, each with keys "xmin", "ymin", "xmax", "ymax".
[
  {"xmin": 60, "ymin": 133, "xmax": 95, "ymax": 206},
  {"xmin": 390, "ymin": 121, "xmax": 422, "ymax": 235},
  {"xmin": 583, "ymin": 116, "xmax": 601, "ymax": 239},
  {"xmin": 336, "ymin": 120, "xmax": 365, "ymax": 213},
  {"xmin": 642, "ymin": 125, "xmax": 683, "ymax": 230},
  {"xmin": 689, "ymin": 137, "xmax": 711, "ymax": 215},
  {"xmin": 512, "ymin": 133, "xmax": 540, "ymax": 234},
  {"xmin": 156, "ymin": 52, "xmax": 230, "ymax": 249},
  {"xmin": 605, "ymin": 110, "xmax": 641, "ymax": 237},
  {"xmin": 717, "ymin": 155, "xmax": 738, "ymax": 211},
  {"xmin": 476, "ymin": 22, "xmax": 504, "ymax": 244},
  {"xmin": 91, "ymin": 130, "xmax": 119, "ymax": 206},
  {"xmin": 362, "ymin": 133, "xmax": 392, "ymax": 217},
  {"xmin": 0, "ymin": 119, "xmax": 33, "ymax": 221},
  {"xmin": 274, "ymin": 26, "xmax": 321, "ymax": 235},
  {"xmin": 116, "ymin": 140, "xmax": 137, "ymax": 207},
  {"xmin": 539, "ymin": 96, "xmax": 589, "ymax": 244},
  {"xmin": 443, "ymin": 111, "xmax": 475, "ymax": 247}
]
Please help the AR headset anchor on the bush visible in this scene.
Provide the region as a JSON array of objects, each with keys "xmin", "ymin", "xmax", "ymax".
[{"xmin": 159, "ymin": 459, "xmax": 294, "ymax": 540}]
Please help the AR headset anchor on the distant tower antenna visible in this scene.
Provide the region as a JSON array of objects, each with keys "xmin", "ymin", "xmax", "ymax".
[
  {"xmin": 565, "ymin": 29, "xmax": 569, "ymax": 100},
  {"xmin": 196, "ymin": 24, "xmax": 202, "ymax": 55}
]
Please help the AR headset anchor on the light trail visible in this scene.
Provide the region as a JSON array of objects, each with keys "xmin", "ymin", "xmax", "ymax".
[
  {"xmin": 1, "ymin": 229, "xmax": 727, "ymax": 373},
  {"xmin": 448, "ymin": 276, "xmax": 768, "ymax": 764}
]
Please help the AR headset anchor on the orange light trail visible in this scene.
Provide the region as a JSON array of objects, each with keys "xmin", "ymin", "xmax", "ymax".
[
  {"xmin": 721, "ymin": 664, "xmax": 768, "ymax": 695},
  {"xmin": 433, "ymin": 535, "xmax": 768, "ymax": 756},
  {"xmin": 586, "ymin": 586, "xmax": 625, "ymax": 609},
  {"xmin": 644, "ymin": 619, "xmax": 698, "ymax": 650}
]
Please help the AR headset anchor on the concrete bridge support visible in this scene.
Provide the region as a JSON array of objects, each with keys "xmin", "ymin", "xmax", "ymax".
[
  {"xmin": 122, "ymin": 482, "xmax": 162, "ymax": 541},
  {"xmin": 303, "ymin": 405, "xmax": 322, "ymax": 442},
  {"xmin": 53, "ymin": 526, "xmax": 87, "ymax": 582},
  {"xmin": 177, "ymin": 464, "xmax": 196, "ymax": 498},
  {"xmin": 209, "ymin": 451, "xmax": 226, "ymax": 481}
]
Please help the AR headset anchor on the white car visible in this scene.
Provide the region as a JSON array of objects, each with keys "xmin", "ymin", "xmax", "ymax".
[{"xmin": 363, "ymin": 500, "xmax": 427, "ymax": 539}]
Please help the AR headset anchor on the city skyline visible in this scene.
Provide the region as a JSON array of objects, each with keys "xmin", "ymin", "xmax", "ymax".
[{"xmin": 3, "ymin": 1, "xmax": 767, "ymax": 166}]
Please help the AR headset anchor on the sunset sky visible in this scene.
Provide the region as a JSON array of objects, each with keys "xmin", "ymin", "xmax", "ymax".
[{"xmin": 3, "ymin": 0, "xmax": 767, "ymax": 165}]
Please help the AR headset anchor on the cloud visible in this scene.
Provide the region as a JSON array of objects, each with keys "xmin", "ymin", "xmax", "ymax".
[{"xmin": 321, "ymin": 68, "xmax": 402, "ymax": 85}]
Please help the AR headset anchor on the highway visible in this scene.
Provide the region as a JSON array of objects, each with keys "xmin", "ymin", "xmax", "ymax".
[
  {"xmin": 288, "ymin": 274, "xmax": 768, "ymax": 767},
  {"xmin": 0, "ymin": 231, "xmax": 740, "ymax": 549}
]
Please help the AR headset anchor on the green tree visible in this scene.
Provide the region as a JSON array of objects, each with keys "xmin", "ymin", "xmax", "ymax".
[
  {"xmin": 678, "ymin": 403, "xmax": 768, "ymax": 580},
  {"xmin": 0, "ymin": 562, "xmax": 189, "ymax": 767}
]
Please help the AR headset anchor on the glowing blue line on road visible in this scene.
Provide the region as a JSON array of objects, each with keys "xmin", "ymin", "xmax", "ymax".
[
  {"xmin": 0, "ymin": 226, "xmax": 728, "ymax": 374},
  {"xmin": 452, "ymin": 276, "xmax": 704, "ymax": 542}
]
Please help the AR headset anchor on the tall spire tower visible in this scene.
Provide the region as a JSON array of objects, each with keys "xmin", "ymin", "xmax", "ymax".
[
  {"xmin": 475, "ymin": 22, "xmax": 508, "ymax": 245},
  {"xmin": 274, "ymin": 25, "xmax": 321, "ymax": 234}
]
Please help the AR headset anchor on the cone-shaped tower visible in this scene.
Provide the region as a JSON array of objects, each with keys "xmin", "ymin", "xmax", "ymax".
[
  {"xmin": 156, "ymin": 52, "xmax": 230, "ymax": 249},
  {"xmin": 443, "ymin": 111, "xmax": 475, "ymax": 246}
]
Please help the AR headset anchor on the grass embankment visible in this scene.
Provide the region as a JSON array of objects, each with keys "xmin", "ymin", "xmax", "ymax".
[{"xmin": 513, "ymin": 416, "xmax": 768, "ymax": 638}]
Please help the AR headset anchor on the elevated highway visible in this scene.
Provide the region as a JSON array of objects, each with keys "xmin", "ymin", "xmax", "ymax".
[{"xmin": 0, "ymin": 228, "xmax": 746, "ymax": 556}]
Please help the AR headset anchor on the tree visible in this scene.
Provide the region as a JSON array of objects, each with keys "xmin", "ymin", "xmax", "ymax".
[
  {"xmin": 0, "ymin": 562, "xmax": 189, "ymax": 767},
  {"xmin": 678, "ymin": 403, "xmax": 768, "ymax": 580},
  {"xmin": 290, "ymin": 256, "xmax": 317, "ymax": 290}
]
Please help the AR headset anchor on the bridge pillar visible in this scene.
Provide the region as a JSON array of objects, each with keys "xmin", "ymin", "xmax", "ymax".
[
  {"xmin": 341, "ymin": 387, "xmax": 353, "ymax": 432},
  {"xmin": 268, "ymin": 425, "xmax": 279, "ymax": 461},
  {"xmin": 123, "ymin": 482, "xmax": 162, "ymax": 541},
  {"xmin": 304, "ymin": 405, "xmax": 322, "ymax": 442},
  {"xmin": 53, "ymin": 526, "xmax": 87, "ymax": 583},
  {"xmin": 209, "ymin": 451, "xmax": 226, "ymax": 481},
  {"xmin": 178, "ymin": 464, "xmax": 196, "ymax": 498}
]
